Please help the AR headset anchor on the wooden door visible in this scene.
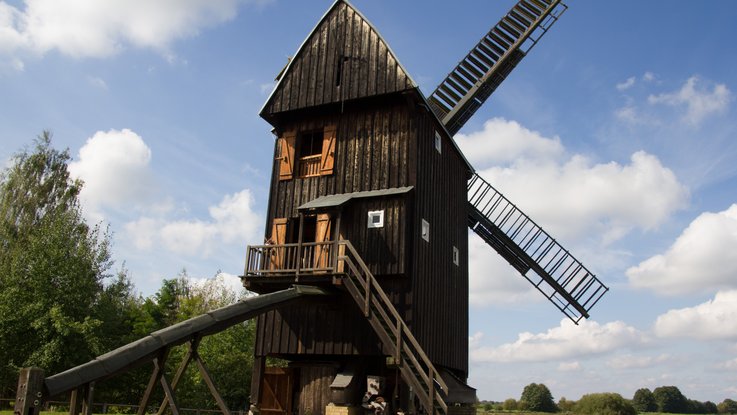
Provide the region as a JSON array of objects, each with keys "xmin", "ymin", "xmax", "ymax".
[
  {"xmin": 314, "ymin": 213, "xmax": 331, "ymax": 269},
  {"xmin": 270, "ymin": 218, "xmax": 288, "ymax": 270},
  {"xmin": 259, "ymin": 367, "xmax": 294, "ymax": 415}
]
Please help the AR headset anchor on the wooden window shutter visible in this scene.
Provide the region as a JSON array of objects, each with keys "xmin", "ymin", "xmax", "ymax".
[
  {"xmin": 269, "ymin": 218, "xmax": 288, "ymax": 270},
  {"xmin": 319, "ymin": 124, "xmax": 337, "ymax": 175},
  {"xmin": 278, "ymin": 131, "xmax": 296, "ymax": 181},
  {"xmin": 314, "ymin": 213, "xmax": 331, "ymax": 269}
]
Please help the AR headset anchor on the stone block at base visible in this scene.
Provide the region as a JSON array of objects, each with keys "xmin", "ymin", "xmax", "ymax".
[{"xmin": 325, "ymin": 403, "xmax": 361, "ymax": 415}]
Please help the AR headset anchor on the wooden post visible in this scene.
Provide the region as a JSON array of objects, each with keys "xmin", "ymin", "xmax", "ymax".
[
  {"xmin": 250, "ymin": 356, "xmax": 265, "ymax": 410},
  {"xmin": 138, "ymin": 349, "xmax": 169, "ymax": 415},
  {"xmin": 295, "ymin": 213, "xmax": 304, "ymax": 281},
  {"xmin": 194, "ymin": 352, "xmax": 231, "ymax": 415},
  {"xmin": 69, "ymin": 388, "xmax": 82, "ymax": 415},
  {"xmin": 81, "ymin": 382, "xmax": 95, "ymax": 415},
  {"xmin": 332, "ymin": 212, "xmax": 341, "ymax": 271},
  {"xmin": 158, "ymin": 338, "xmax": 199, "ymax": 415},
  {"xmin": 15, "ymin": 367, "xmax": 44, "ymax": 415}
]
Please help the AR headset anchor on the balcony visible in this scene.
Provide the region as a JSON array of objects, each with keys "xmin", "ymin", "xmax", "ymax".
[
  {"xmin": 298, "ymin": 155, "xmax": 321, "ymax": 178},
  {"xmin": 243, "ymin": 241, "xmax": 339, "ymax": 293}
]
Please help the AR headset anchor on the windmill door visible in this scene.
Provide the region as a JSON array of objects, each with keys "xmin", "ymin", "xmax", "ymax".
[{"xmin": 259, "ymin": 367, "xmax": 294, "ymax": 415}]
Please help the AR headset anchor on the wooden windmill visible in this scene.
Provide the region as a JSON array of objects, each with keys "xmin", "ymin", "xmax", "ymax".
[{"xmin": 242, "ymin": 1, "xmax": 608, "ymax": 414}]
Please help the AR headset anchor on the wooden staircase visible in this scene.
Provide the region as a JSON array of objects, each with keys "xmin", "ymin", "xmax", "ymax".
[
  {"xmin": 337, "ymin": 241, "xmax": 449, "ymax": 415},
  {"xmin": 429, "ymin": 0, "xmax": 568, "ymax": 136},
  {"xmin": 467, "ymin": 173, "xmax": 608, "ymax": 323}
]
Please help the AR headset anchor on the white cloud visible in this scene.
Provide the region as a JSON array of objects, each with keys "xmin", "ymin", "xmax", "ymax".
[
  {"xmin": 558, "ymin": 361, "xmax": 581, "ymax": 372},
  {"xmin": 69, "ymin": 128, "xmax": 154, "ymax": 222},
  {"xmin": 606, "ymin": 354, "xmax": 671, "ymax": 369},
  {"xmin": 0, "ymin": 0, "xmax": 271, "ymax": 63},
  {"xmin": 717, "ymin": 358, "xmax": 737, "ymax": 371},
  {"xmin": 477, "ymin": 151, "xmax": 688, "ymax": 243},
  {"xmin": 458, "ymin": 118, "xmax": 688, "ymax": 247},
  {"xmin": 125, "ymin": 188, "xmax": 262, "ymax": 257},
  {"xmin": 642, "ymin": 72, "xmax": 656, "ymax": 83},
  {"xmin": 616, "ymin": 76, "xmax": 636, "ymax": 91},
  {"xmin": 455, "ymin": 117, "xmax": 563, "ymax": 167},
  {"xmin": 468, "ymin": 233, "xmax": 537, "ymax": 306},
  {"xmin": 648, "ymin": 76, "xmax": 732, "ymax": 126},
  {"xmin": 87, "ymin": 76, "xmax": 107, "ymax": 90},
  {"xmin": 627, "ymin": 204, "xmax": 737, "ymax": 295},
  {"xmin": 470, "ymin": 319, "xmax": 647, "ymax": 363},
  {"xmin": 654, "ymin": 290, "xmax": 737, "ymax": 340}
]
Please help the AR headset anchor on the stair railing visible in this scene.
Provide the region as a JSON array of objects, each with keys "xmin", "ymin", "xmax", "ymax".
[{"xmin": 337, "ymin": 240, "xmax": 449, "ymax": 415}]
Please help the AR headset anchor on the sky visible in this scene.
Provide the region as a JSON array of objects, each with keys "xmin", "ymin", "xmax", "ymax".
[{"xmin": 2, "ymin": 0, "xmax": 737, "ymax": 405}]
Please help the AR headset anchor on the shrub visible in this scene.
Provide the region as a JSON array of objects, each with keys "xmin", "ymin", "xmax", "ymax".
[
  {"xmin": 520, "ymin": 383, "xmax": 557, "ymax": 413},
  {"xmin": 632, "ymin": 388, "xmax": 657, "ymax": 412},
  {"xmin": 718, "ymin": 399, "xmax": 737, "ymax": 414},
  {"xmin": 502, "ymin": 398, "xmax": 518, "ymax": 411},
  {"xmin": 558, "ymin": 397, "xmax": 576, "ymax": 412},
  {"xmin": 575, "ymin": 393, "xmax": 636, "ymax": 415}
]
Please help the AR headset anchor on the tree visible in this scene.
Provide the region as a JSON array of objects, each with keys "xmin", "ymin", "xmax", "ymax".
[
  {"xmin": 632, "ymin": 388, "xmax": 658, "ymax": 412},
  {"xmin": 653, "ymin": 386, "xmax": 688, "ymax": 413},
  {"xmin": 558, "ymin": 397, "xmax": 576, "ymax": 413},
  {"xmin": 0, "ymin": 134, "xmax": 113, "ymax": 396},
  {"xmin": 575, "ymin": 393, "xmax": 636, "ymax": 415},
  {"xmin": 520, "ymin": 383, "xmax": 557, "ymax": 412},
  {"xmin": 718, "ymin": 399, "xmax": 737, "ymax": 414},
  {"xmin": 502, "ymin": 398, "xmax": 519, "ymax": 411}
]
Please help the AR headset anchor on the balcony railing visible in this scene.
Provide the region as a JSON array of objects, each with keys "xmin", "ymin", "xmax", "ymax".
[
  {"xmin": 244, "ymin": 241, "xmax": 337, "ymax": 277},
  {"xmin": 298, "ymin": 155, "xmax": 321, "ymax": 178}
]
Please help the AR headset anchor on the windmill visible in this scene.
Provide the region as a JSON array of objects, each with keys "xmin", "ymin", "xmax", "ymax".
[{"xmin": 241, "ymin": 1, "xmax": 609, "ymax": 415}]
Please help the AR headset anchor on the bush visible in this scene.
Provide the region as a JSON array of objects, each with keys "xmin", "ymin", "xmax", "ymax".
[
  {"xmin": 520, "ymin": 383, "xmax": 557, "ymax": 413},
  {"xmin": 632, "ymin": 388, "xmax": 657, "ymax": 412},
  {"xmin": 653, "ymin": 386, "xmax": 688, "ymax": 413},
  {"xmin": 575, "ymin": 393, "xmax": 636, "ymax": 415},
  {"xmin": 502, "ymin": 398, "xmax": 518, "ymax": 411},
  {"xmin": 718, "ymin": 399, "xmax": 737, "ymax": 414},
  {"xmin": 558, "ymin": 397, "xmax": 576, "ymax": 412}
]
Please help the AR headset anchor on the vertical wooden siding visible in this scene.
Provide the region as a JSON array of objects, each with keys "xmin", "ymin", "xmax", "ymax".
[
  {"xmin": 264, "ymin": 2, "xmax": 414, "ymax": 116},
  {"xmin": 410, "ymin": 112, "xmax": 470, "ymax": 376},
  {"xmin": 267, "ymin": 100, "xmax": 413, "ymax": 223}
]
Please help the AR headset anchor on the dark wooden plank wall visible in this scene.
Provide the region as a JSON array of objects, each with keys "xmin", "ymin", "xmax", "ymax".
[
  {"xmin": 267, "ymin": 100, "xmax": 414, "ymax": 224},
  {"xmin": 297, "ymin": 365, "xmax": 336, "ymax": 415},
  {"xmin": 410, "ymin": 113, "xmax": 470, "ymax": 377},
  {"xmin": 341, "ymin": 195, "xmax": 409, "ymax": 276},
  {"xmin": 255, "ymin": 282, "xmax": 410, "ymax": 358},
  {"xmin": 265, "ymin": 2, "xmax": 414, "ymax": 115}
]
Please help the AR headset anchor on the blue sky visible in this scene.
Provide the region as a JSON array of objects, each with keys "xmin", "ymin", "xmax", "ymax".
[{"xmin": 2, "ymin": 0, "xmax": 737, "ymax": 404}]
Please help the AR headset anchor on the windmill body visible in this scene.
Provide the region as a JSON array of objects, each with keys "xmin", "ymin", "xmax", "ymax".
[{"xmin": 243, "ymin": 1, "xmax": 607, "ymax": 414}]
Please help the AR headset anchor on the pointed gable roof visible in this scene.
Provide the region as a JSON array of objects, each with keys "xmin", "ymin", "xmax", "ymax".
[{"xmin": 260, "ymin": 0, "xmax": 417, "ymax": 120}]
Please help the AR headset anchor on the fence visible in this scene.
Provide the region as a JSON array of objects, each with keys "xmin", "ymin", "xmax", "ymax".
[{"xmin": 0, "ymin": 399, "xmax": 245, "ymax": 415}]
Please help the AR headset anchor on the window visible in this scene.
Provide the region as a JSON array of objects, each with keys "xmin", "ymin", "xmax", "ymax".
[
  {"xmin": 278, "ymin": 124, "xmax": 336, "ymax": 180},
  {"xmin": 297, "ymin": 130, "xmax": 324, "ymax": 177},
  {"xmin": 434, "ymin": 130, "xmax": 442, "ymax": 154},
  {"xmin": 367, "ymin": 210, "xmax": 384, "ymax": 228},
  {"xmin": 421, "ymin": 219, "xmax": 430, "ymax": 242},
  {"xmin": 453, "ymin": 246, "xmax": 459, "ymax": 266}
]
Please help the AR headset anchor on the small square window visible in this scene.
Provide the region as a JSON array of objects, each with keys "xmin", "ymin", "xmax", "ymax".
[
  {"xmin": 453, "ymin": 246, "xmax": 459, "ymax": 266},
  {"xmin": 421, "ymin": 219, "xmax": 430, "ymax": 242},
  {"xmin": 434, "ymin": 131, "xmax": 442, "ymax": 154},
  {"xmin": 368, "ymin": 210, "xmax": 384, "ymax": 228}
]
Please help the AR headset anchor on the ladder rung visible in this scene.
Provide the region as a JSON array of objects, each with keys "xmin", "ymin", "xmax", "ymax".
[
  {"xmin": 439, "ymin": 83, "xmax": 462, "ymax": 103},
  {"xmin": 477, "ymin": 42, "xmax": 500, "ymax": 62},
  {"xmin": 502, "ymin": 16, "xmax": 525, "ymax": 36},
  {"xmin": 471, "ymin": 49, "xmax": 495, "ymax": 69},
  {"xmin": 450, "ymin": 72, "xmax": 473, "ymax": 91},
  {"xmin": 466, "ymin": 54, "xmax": 490, "ymax": 73},
  {"xmin": 460, "ymin": 60, "xmax": 484, "ymax": 79},
  {"xmin": 482, "ymin": 37, "xmax": 507, "ymax": 57}
]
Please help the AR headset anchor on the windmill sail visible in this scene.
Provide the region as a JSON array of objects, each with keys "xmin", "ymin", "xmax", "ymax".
[
  {"xmin": 429, "ymin": 0, "xmax": 568, "ymax": 136},
  {"xmin": 468, "ymin": 173, "xmax": 608, "ymax": 323}
]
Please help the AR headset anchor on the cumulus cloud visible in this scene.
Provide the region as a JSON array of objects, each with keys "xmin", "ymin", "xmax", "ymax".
[
  {"xmin": 627, "ymin": 204, "xmax": 737, "ymax": 295},
  {"xmin": 606, "ymin": 354, "xmax": 671, "ymax": 369},
  {"xmin": 476, "ymin": 151, "xmax": 688, "ymax": 243},
  {"xmin": 0, "ymin": 0, "xmax": 270, "ymax": 65},
  {"xmin": 455, "ymin": 118, "xmax": 563, "ymax": 167},
  {"xmin": 468, "ymin": 234, "xmax": 537, "ymax": 306},
  {"xmin": 470, "ymin": 319, "xmax": 647, "ymax": 363},
  {"xmin": 69, "ymin": 128, "xmax": 155, "ymax": 222},
  {"xmin": 654, "ymin": 290, "xmax": 737, "ymax": 340},
  {"xmin": 616, "ymin": 77, "xmax": 636, "ymax": 91},
  {"xmin": 648, "ymin": 76, "xmax": 732, "ymax": 126},
  {"xmin": 125, "ymin": 189, "xmax": 262, "ymax": 257}
]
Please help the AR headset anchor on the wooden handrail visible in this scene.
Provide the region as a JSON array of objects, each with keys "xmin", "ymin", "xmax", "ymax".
[{"xmin": 338, "ymin": 240, "xmax": 448, "ymax": 414}]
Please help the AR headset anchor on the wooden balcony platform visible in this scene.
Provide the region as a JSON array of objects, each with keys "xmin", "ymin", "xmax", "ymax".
[{"xmin": 242, "ymin": 241, "xmax": 343, "ymax": 294}]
